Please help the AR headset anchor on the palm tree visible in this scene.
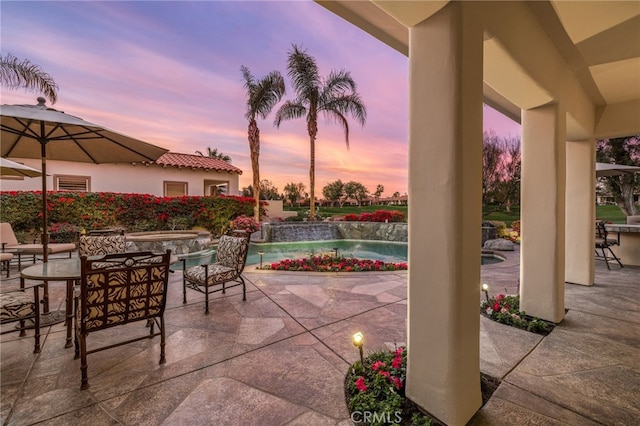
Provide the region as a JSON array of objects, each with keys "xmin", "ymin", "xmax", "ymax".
[
  {"xmin": 0, "ymin": 53, "xmax": 58, "ymax": 104},
  {"xmin": 274, "ymin": 44, "xmax": 366, "ymax": 220},
  {"xmin": 241, "ymin": 65, "xmax": 285, "ymax": 223},
  {"xmin": 195, "ymin": 147, "xmax": 232, "ymax": 163}
]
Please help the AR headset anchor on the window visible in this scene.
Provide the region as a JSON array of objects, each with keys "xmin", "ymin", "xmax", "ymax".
[
  {"xmin": 164, "ymin": 181, "xmax": 187, "ymax": 197},
  {"xmin": 54, "ymin": 175, "xmax": 90, "ymax": 192}
]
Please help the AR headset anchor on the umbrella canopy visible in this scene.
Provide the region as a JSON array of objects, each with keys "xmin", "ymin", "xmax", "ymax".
[
  {"xmin": 0, "ymin": 97, "xmax": 168, "ymax": 261},
  {"xmin": 0, "ymin": 157, "xmax": 43, "ymax": 177},
  {"xmin": 596, "ymin": 162, "xmax": 640, "ymax": 177}
]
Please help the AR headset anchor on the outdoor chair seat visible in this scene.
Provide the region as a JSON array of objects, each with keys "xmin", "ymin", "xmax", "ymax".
[
  {"xmin": 0, "ymin": 285, "xmax": 43, "ymax": 353},
  {"xmin": 1, "ymin": 252, "xmax": 13, "ymax": 277},
  {"xmin": 1, "ymin": 223, "xmax": 75, "ymax": 263},
  {"xmin": 182, "ymin": 234, "xmax": 250, "ymax": 314}
]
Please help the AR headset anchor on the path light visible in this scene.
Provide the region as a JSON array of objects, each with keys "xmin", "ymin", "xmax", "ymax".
[
  {"xmin": 352, "ymin": 332, "xmax": 364, "ymax": 365},
  {"xmin": 258, "ymin": 251, "xmax": 264, "ymax": 269},
  {"xmin": 482, "ymin": 283, "xmax": 490, "ymax": 303},
  {"xmin": 333, "ymin": 247, "xmax": 339, "ymax": 258}
]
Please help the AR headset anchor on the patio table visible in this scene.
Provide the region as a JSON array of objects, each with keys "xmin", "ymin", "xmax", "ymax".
[{"xmin": 20, "ymin": 254, "xmax": 179, "ymax": 349}]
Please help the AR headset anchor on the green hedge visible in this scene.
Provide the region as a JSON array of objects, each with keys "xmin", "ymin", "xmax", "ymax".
[{"xmin": 0, "ymin": 191, "xmax": 259, "ymax": 238}]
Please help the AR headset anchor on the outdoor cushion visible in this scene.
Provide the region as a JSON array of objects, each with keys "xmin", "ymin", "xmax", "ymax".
[
  {"xmin": 184, "ymin": 263, "xmax": 237, "ymax": 286},
  {"xmin": 79, "ymin": 235, "xmax": 126, "ymax": 256},
  {"xmin": 0, "ymin": 291, "xmax": 36, "ymax": 322}
]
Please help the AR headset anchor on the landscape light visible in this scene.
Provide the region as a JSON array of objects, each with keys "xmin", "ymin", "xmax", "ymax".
[
  {"xmin": 481, "ymin": 283, "xmax": 490, "ymax": 303},
  {"xmin": 258, "ymin": 251, "xmax": 264, "ymax": 269},
  {"xmin": 352, "ymin": 332, "xmax": 364, "ymax": 365}
]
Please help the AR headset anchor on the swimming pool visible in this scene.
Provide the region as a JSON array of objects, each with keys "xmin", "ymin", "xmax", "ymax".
[{"xmin": 175, "ymin": 239, "xmax": 503, "ymax": 269}]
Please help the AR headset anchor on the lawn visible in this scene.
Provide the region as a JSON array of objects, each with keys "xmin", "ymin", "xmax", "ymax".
[{"xmin": 284, "ymin": 204, "xmax": 629, "ymax": 226}]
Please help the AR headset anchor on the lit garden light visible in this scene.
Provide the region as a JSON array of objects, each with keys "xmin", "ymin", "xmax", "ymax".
[
  {"xmin": 482, "ymin": 283, "xmax": 490, "ymax": 303},
  {"xmin": 352, "ymin": 332, "xmax": 364, "ymax": 365},
  {"xmin": 258, "ymin": 251, "xmax": 264, "ymax": 269}
]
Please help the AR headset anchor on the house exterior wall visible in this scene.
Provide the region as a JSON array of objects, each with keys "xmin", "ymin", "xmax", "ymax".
[{"xmin": 0, "ymin": 158, "xmax": 240, "ymax": 196}]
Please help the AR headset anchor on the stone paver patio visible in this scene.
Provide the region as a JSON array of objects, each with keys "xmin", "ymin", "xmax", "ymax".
[{"xmin": 1, "ymin": 247, "xmax": 638, "ymax": 425}]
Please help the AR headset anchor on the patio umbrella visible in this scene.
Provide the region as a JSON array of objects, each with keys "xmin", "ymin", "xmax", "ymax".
[
  {"xmin": 596, "ymin": 162, "xmax": 640, "ymax": 177},
  {"xmin": 0, "ymin": 97, "xmax": 168, "ymax": 261},
  {"xmin": 0, "ymin": 157, "xmax": 43, "ymax": 177}
]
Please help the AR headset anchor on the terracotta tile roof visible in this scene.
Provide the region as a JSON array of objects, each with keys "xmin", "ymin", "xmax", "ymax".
[{"xmin": 154, "ymin": 152, "xmax": 242, "ymax": 174}]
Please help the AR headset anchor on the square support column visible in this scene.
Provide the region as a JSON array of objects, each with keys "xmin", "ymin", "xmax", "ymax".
[
  {"xmin": 520, "ymin": 104, "xmax": 566, "ymax": 323},
  {"xmin": 565, "ymin": 139, "xmax": 596, "ymax": 285},
  {"xmin": 406, "ymin": 3, "xmax": 483, "ymax": 425}
]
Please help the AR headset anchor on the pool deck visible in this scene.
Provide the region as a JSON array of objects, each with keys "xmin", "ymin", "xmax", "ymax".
[{"xmin": 1, "ymin": 247, "xmax": 639, "ymax": 425}]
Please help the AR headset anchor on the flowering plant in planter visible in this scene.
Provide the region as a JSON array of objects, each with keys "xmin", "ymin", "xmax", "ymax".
[
  {"xmin": 480, "ymin": 294, "xmax": 552, "ymax": 334},
  {"xmin": 231, "ymin": 215, "xmax": 260, "ymax": 234},
  {"xmin": 345, "ymin": 347, "xmax": 432, "ymax": 425},
  {"xmin": 261, "ymin": 254, "xmax": 408, "ymax": 272}
]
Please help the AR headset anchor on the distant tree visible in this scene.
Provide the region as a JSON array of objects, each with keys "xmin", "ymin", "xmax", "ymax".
[
  {"xmin": 344, "ymin": 181, "xmax": 368, "ymax": 206},
  {"xmin": 392, "ymin": 191, "xmax": 401, "ymax": 198},
  {"xmin": 0, "ymin": 53, "xmax": 58, "ymax": 104},
  {"xmin": 283, "ymin": 182, "xmax": 306, "ymax": 207},
  {"xmin": 195, "ymin": 147, "xmax": 232, "ymax": 163},
  {"xmin": 597, "ymin": 136, "xmax": 640, "ymax": 216},
  {"xmin": 274, "ymin": 44, "xmax": 367, "ymax": 220},
  {"xmin": 242, "ymin": 180, "xmax": 281, "ymax": 200},
  {"xmin": 374, "ymin": 184, "xmax": 384, "ymax": 203},
  {"xmin": 322, "ymin": 180, "xmax": 345, "ymax": 207},
  {"xmin": 482, "ymin": 131, "xmax": 521, "ymax": 212},
  {"xmin": 240, "ymin": 65, "xmax": 286, "ymax": 222}
]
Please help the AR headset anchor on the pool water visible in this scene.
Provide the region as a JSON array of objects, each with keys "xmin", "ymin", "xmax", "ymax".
[{"xmin": 175, "ymin": 239, "xmax": 503, "ymax": 269}]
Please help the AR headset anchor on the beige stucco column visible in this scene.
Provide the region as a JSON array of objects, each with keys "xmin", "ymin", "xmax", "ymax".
[
  {"xmin": 406, "ymin": 3, "xmax": 483, "ymax": 425},
  {"xmin": 520, "ymin": 104, "xmax": 566, "ymax": 322},
  {"xmin": 565, "ymin": 139, "xmax": 596, "ymax": 285}
]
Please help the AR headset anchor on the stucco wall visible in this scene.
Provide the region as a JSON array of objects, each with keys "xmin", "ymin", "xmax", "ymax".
[{"xmin": 0, "ymin": 157, "xmax": 240, "ymax": 196}]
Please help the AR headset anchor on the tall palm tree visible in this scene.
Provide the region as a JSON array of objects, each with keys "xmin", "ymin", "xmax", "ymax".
[
  {"xmin": 195, "ymin": 147, "xmax": 232, "ymax": 163},
  {"xmin": 241, "ymin": 65, "xmax": 285, "ymax": 223},
  {"xmin": 0, "ymin": 53, "xmax": 58, "ymax": 104},
  {"xmin": 275, "ymin": 44, "xmax": 366, "ymax": 220}
]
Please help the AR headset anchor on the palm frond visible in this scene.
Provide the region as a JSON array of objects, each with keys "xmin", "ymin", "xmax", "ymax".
[
  {"xmin": 323, "ymin": 69, "xmax": 357, "ymax": 97},
  {"xmin": 321, "ymin": 110, "xmax": 351, "ymax": 149},
  {"xmin": 287, "ymin": 44, "xmax": 320, "ymax": 98},
  {"xmin": 0, "ymin": 53, "xmax": 58, "ymax": 104},
  {"xmin": 274, "ymin": 101, "xmax": 307, "ymax": 127},
  {"xmin": 321, "ymin": 94, "xmax": 367, "ymax": 127},
  {"xmin": 253, "ymin": 71, "xmax": 285, "ymax": 120}
]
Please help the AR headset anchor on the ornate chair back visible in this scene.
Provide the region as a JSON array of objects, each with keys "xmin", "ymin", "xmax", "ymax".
[
  {"xmin": 78, "ymin": 235, "xmax": 126, "ymax": 257},
  {"xmin": 76, "ymin": 250, "xmax": 172, "ymax": 389}
]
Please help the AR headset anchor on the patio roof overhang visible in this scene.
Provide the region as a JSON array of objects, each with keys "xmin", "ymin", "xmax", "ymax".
[{"xmin": 316, "ymin": 0, "xmax": 640, "ymax": 139}]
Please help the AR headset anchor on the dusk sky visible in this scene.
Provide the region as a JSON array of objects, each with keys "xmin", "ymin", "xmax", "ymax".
[{"xmin": 1, "ymin": 1, "xmax": 521, "ymax": 197}]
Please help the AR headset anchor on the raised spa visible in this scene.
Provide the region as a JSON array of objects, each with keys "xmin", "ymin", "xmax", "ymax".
[{"xmin": 125, "ymin": 230, "xmax": 213, "ymax": 255}]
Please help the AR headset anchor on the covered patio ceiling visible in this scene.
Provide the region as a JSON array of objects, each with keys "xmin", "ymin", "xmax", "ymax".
[{"xmin": 316, "ymin": 0, "xmax": 640, "ymax": 140}]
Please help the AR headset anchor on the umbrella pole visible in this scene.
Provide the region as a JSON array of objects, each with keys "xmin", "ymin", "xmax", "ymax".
[{"xmin": 40, "ymin": 133, "xmax": 48, "ymax": 263}]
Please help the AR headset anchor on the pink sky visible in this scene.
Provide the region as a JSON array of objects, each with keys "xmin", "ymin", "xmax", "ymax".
[{"xmin": 1, "ymin": 1, "xmax": 521, "ymax": 197}]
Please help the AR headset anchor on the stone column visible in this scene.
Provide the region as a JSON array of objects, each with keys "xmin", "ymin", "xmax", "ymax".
[
  {"xmin": 406, "ymin": 3, "xmax": 483, "ymax": 425},
  {"xmin": 565, "ymin": 139, "xmax": 595, "ymax": 285},
  {"xmin": 520, "ymin": 103, "xmax": 566, "ymax": 322}
]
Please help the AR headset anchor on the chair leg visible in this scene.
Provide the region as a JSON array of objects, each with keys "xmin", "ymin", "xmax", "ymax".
[
  {"xmin": 600, "ymin": 247, "xmax": 611, "ymax": 269},
  {"xmin": 182, "ymin": 260, "xmax": 187, "ymax": 304},
  {"xmin": 79, "ymin": 333, "xmax": 89, "ymax": 390},
  {"xmin": 33, "ymin": 285, "xmax": 41, "ymax": 353},
  {"xmin": 240, "ymin": 276, "xmax": 246, "ymax": 301},
  {"xmin": 607, "ymin": 247, "xmax": 624, "ymax": 268},
  {"xmin": 159, "ymin": 316, "xmax": 166, "ymax": 365},
  {"xmin": 205, "ymin": 284, "xmax": 210, "ymax": 314}
]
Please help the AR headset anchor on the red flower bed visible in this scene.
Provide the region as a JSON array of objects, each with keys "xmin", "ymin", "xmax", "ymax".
[{"xmin": 262, "ymin": 254, "xmax": 407, "ymax": 272}]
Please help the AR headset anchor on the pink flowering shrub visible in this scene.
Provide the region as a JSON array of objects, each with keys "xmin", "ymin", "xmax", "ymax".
[
  {"xmin": 261, "ymin": 254, "xmax": 407, "ymax": 272},
  {"xmin": 342, "ymin": 210, "xmax": 405, "ymax": 222},
  {"xmin": 231, "ymin": 215, "xmax": 260, "ymax": 233}
]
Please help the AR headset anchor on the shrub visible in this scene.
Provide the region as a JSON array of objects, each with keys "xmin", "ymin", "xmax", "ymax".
[
  {"xmin": 343, "ymin": 214, "xmax": 359, "ymax": 221},
  {"xmin": 262, "ymin": 255, "xmax": 407, "ymax": 272},
  {"xmin": 1, "ymin": 191, "xmax": 256, "ymax": 237},
  {"xmin": 480, "ymin": 293, "xmax": 553, "ymax": 334},
  {"xmin": 232, "ymin": 215, "xmax": 260, "ymax": 233}
]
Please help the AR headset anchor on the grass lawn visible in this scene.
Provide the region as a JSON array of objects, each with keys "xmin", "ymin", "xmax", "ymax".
[{"xmin": 284, "ymin": 204, "xmax": 630, "ymax": 225}]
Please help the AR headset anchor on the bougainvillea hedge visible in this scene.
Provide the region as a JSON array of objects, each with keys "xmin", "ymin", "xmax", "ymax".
[{"xmin": 0, "ymin": 191, "xmax": 262, "ymax": 237}]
